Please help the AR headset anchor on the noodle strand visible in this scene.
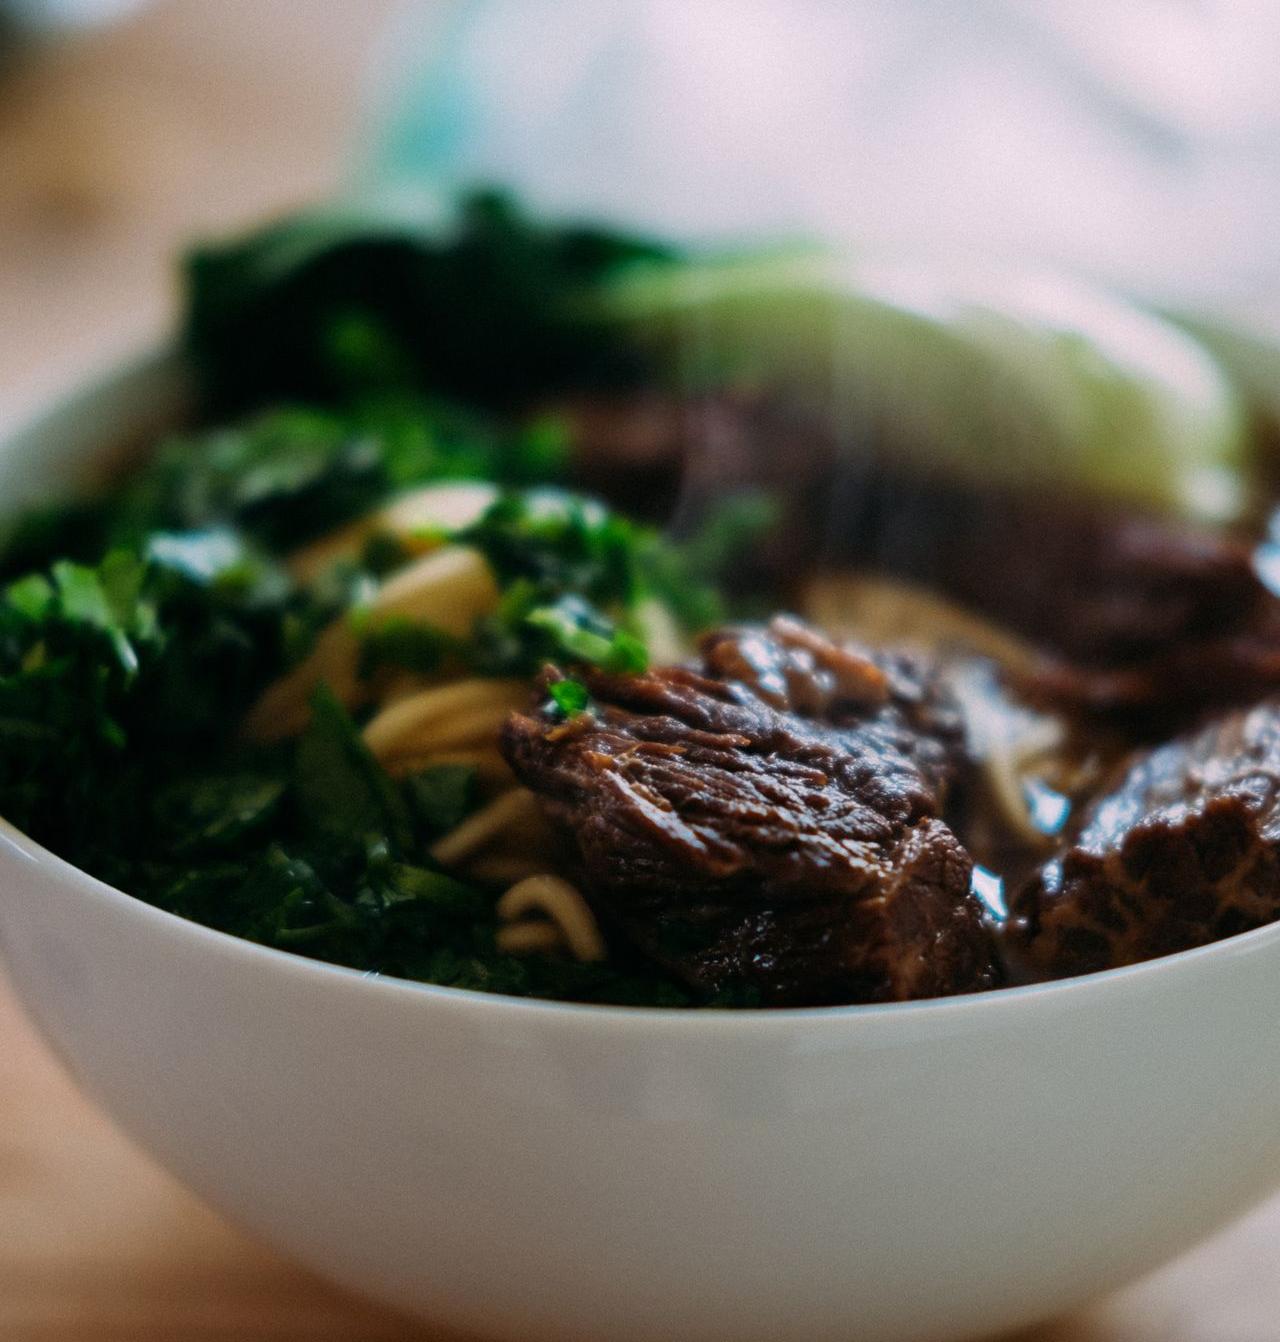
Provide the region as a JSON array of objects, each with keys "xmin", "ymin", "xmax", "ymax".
[
  {"xmin": 430, "ymin": 788, "xmax": 546, "ymax": 867},
  {"xmin": 497, "ymin": 875, "xmax": 607, "ymax": 963},
  {"xmin": 244, "ymin": 545, "xmax": 499, "ymax": 741}
]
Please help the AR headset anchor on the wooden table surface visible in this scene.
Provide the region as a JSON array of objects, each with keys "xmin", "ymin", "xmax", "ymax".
[{"xmin": 3, "ymin": 4, "xmax": 1280, "ymax": 1338}]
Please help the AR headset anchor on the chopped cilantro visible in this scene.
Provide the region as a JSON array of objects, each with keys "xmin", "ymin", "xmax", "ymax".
[
  {"xmin": 404, "ymin": 764, "xmax": 478, "ymax": 837},
  {"xmin": 357, "ymin": 617, "xmax": 450, "ymax": 679},
  {"xmin": 548, "ymin": 678, "xmax": 591, "ymax": 716},
  {"xmin": 526, "ymin": 599, "xmax": 648, "ymax": 674},
  {"xmin": 0, "ymin": 190, "xmax": 780, "ymax": 1009}
]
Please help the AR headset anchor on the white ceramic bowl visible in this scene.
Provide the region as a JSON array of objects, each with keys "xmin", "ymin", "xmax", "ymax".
[{"xmin": 5, "ymin": 357, "xmax": 1280, "ymax": 1342}]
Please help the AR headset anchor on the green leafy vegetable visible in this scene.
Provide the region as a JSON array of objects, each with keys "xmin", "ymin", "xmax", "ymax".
[
  {"xmin": 152, "ymin": 772, "xmax": 287, "ymax": 856},
  {"xmin": 525, "ymin": 598, "xmax": 648, "ymax": 674},
  {"xmin": 0, "ymin": 526, "xmax": 693, "ymax": 1004},
  {"xmin": 50, "ymin": 552, "xmax": 157, "ymax": 675},
  {"xmin": 548, "ymin": 678, "xmax": 591, "ymax": 716},
  {"xmin": 0, "ymin": 191, "xmax": 780, "ymax": 1009},
  {"xmin": 294, "ymin": 685, "xmax": 414, "ymax": 855},
  {"xmin": 403, "ymin": 764, "xmax": 478, "ymax": 837},
  {"xmin": 460, "ymin": 490, "xmax": 643, "ymax": 601},
  {"xmin": 602, "ymin": 251, "xmax": 1249, "ymax": 524},
  {"xmin": 185, "ymin": 189, "xmax": 673, "ymax": 417}
]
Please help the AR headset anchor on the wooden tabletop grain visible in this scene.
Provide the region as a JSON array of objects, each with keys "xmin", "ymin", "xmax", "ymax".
[{"xmin": 2, "ymin": 4, "xmax": 1280, "ymax": 1338}]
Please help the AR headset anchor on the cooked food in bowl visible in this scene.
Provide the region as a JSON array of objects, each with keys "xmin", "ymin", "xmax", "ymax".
[{"xmin": 7, "ymin": 191, "xmax": 1280, "ymax": 1007}]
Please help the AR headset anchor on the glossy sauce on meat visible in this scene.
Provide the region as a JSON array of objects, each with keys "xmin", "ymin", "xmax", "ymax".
[
  {"xmin": 502, "ymin": 618, "xmax": 1000, "ymax": 1006},
  {"xmin": 505, "ymin": 608, "xmax": 1280, "ymax": 1000},
  {"xmin": 1013, "ymin": 698, "xmax": 1280, "ymax": 978}
]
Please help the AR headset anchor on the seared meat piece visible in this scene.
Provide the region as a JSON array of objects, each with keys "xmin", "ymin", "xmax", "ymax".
[
  {"xmin": 699, "ymin": 616, "xmax": 968, "ymax": 799},
  {"xmin": 501, "ymin": 618, "xmax": 1000, "ymax": 1006},
  {"xmin": 1013, "ymin": 698, "xmax": 1280, "ymax": 978},
  {"xmin": 964, "ymin": 505, "xmax": 1280, "ymax": 722}
]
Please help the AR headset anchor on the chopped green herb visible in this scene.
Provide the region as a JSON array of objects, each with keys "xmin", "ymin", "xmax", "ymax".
[
  {"xmin": 294, "ymin": 685, "xmax": 414, "ymax": 856},
  {"xmin": 526, "ymin": 599, "xmax": 648, "ymax": 673},
  {"xmin": 0, "ymin": 190, "xmax": 784, "ymax": 1008},
  {"xmin": 548, "ymin": 678, "xmax": 591, "ymax": 717},
  {"xmin": 357, "ymin": 617, "xmax": 450, "ymax": 679},
  {"xmin": 404, "ymin": 764, "xmax": 478, "ymax": 837}
]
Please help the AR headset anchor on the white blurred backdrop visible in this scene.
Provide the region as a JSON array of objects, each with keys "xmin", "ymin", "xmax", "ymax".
[{"xmin": 370, "ymin": 0, "xmax": 1280, "ymax": 322}]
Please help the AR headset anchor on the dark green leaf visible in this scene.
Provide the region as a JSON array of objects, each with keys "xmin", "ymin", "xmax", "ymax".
[
  {"xmin": 404, "ymin": 764, "xmax": 478, "ymax": 836},
  {"xmin": 184, "ymin": 189, "xmax": 673, "ymax": 417},
  {"xmin": 376, "ymin": 861, "xmax": 490, "ymax": 917},
  {"xmin": 358, "ymin": 617, "xmax": 450, "ymax": 679},
  {"xmin": 526, "ymin": 598, "xmax": 648, "ymax": 673},
  {"xmin": 5, "ymin": 573, "xmax": 54, "ymax": 620},
  {"xmin": 294, "ymin": 685, "xmax": 414, "ymax": 854},
  {"xmin": 548, "ymin": 678, "xmax": 590, "ymax": 716},
  {"xmin": 152, "ymin": 772, "xmax": 286, "ymax": 855}
]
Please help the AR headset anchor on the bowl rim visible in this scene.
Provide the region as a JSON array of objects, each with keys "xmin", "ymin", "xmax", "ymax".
[
  {"xmin": 6, "ymin": 345, "xmax": 1280, "ymax": 1030},
  {"xmin": 7, "ymin": 811, "xmax": 1280, "ymax": 1028}
]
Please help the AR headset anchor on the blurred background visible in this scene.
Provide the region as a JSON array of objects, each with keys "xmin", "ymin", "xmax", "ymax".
[
  {"xmin": 6, "ymin": 0, "xmax": 1280, "ymax": 430},
  {"xmin": 0, "ymin": 0, "xmax": 413, "ymax": 427}
]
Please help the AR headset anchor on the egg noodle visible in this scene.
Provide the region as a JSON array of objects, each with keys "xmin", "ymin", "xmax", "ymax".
[{"xmin": 243, "ymin": 484, "xmax": 605, "ymax": 964}]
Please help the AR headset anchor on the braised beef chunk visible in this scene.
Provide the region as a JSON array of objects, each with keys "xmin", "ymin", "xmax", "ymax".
[
  {"xmin": 501, "ymin": 618, "xmax": 1000, "ymax": 1005},
  {"xmin": 837, "ymin": 485, "xmax": 1263, "ymax": 665},
  {"xmin": 568, "ymin": 394, "xmax": 1280, "ymax": 723},
  {"xmin": 1013, "ymin": 699, "xmax": 1280, "ymax": 978},
  {"xmin": 699, "ymin": 617, "xmax": 968, "ymax": 799},
  {"xmin": 1003, "ymin": 513, "xmax": 1280, "ymax": 722},
  {"xmin": 825, "ymin": 476, "xmax": 1280, "ymax": 723}
]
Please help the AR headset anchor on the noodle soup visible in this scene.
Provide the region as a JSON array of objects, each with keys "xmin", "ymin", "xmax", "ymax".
[{"xmin": 5, "ymin": 191, "xmax": 1280, "ymax": 1006}]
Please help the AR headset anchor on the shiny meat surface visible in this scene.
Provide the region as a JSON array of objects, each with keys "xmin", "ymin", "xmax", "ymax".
[
  {"xmin": 501, "ymin": 619, "xmax": 1000, "ymax": 1005},
  {"xmin": 1013, "ymin": 699, "xmax": 1280, "ymax": 977}
]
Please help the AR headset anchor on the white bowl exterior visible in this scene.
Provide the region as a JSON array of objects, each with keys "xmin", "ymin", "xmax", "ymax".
[
  {"xmin": 3, "ymin": 358, "xmax": 1280, "ymax": 1342},
  {"xmin": 6, "ymin": 828, "xmax": 1280, "ymax": 1342}
]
